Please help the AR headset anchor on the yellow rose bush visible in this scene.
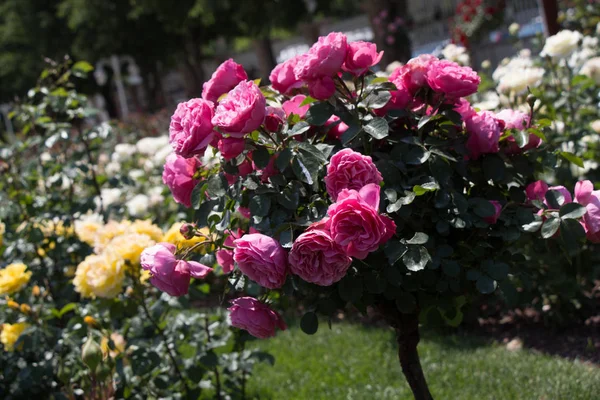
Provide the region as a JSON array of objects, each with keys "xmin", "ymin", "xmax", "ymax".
[
  {"xmin": 1, "ymin": 322, "xmax": 29, "ymax": 352},
  {"xmin": 0, "ymin": 263, "xmax": 32, "ymax": 295}
]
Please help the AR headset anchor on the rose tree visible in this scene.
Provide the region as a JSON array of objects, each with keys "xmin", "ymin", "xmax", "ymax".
[{"xmin": 143, "ymin": 33, "xmax": 595, "ymax": 399}]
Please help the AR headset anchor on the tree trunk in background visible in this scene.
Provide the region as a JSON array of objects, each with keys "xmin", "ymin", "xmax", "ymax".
[
  {"xmin": 538, "ymin": 0, "xmax": 559, "ymax": 36},
  {"xmin": 365, "ymin": 0, "xmax": 412, "ymax": 67},
  {"xmin": 254, "ymin": 36, "xmax": 276, "ymax": 82},
  {"xmin": 182, "ymin": 33, "xmax": 205, "ymax": 98}
]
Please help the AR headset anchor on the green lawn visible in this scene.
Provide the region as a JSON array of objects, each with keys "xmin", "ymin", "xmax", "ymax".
[{"xmin": 248, "ymin": 323, "xmax": 600, "ymax": 400}]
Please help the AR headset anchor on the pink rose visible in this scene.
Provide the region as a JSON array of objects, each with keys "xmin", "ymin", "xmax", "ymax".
[
  {"xmin": 225, "ymin": 158, "xmax": 253, "ymax": 185},
  {"xmin": 202, "ymin": 59, "xmax": 248, "ymax": 103},
  {"xmin": 269, "ymin": 55, "xmax": 303, "ymax": 94},
  {"xmin": 526, "ymin": 180, "xmax": 549, "ymax": 202},
  {"xmin": 574, "ymin": 180, "xmax": 600, "ymax": 242},
  {"xmin": 307, "ymin": 76, "xmax": 336, "ymax": 100},
  {"xmin": 294, "ymin": 32, "xmax": 348, "ymax": 80},
  {"xmin": 390, "ymin": 55, "xmax": 438, "ymax": 96},
  {"xmin": 264, "ymin": 106, "xmax": 285, "ymax": 132},
  {"xmin": 218, "ymin": 136, "xmax": 246, "ymax": 161},
  {"xmin": 141, "ymin": 243, "xmax": 213, "ymax": 296},
  {"xmin": 212, "ymin": 80, "xmax": 266, "ymax": 137},
  {"xmin": 453, "ymin": 98, "xmax": 475, "ymax": 121},
  {"xmin": 216, "ymin": 228, "xmax": 244, "ymax": 273},
  {"xmin": 288, "ymin": 224, "xmax": 352, "ymax": 286},
  {"xmin": 324, "ymin": 148, "xmax": 383, "ymax": 201},
  {"xmin": 233, "ymin": 233, "xmax": 288, "ymax": 288},
  {"xmin": 547, "ymin": 186, "xmax": 573, "ymax": 205},
  {"xmin": 327, "ymin": 184, "xmax": 396, "ymax": 259},
  {"xmin": 162, "ymin": 153, "xmax": 201, "ymax": 208},
  {"xmin": 342, "ymin": 41, "xmax": 384, "ymax": 76},
  {"xmin": 283, "ymin": 95, "xmax": 310, "ymax": 119},
  {"xmin": 324, "ymin": 115, "xmax": 349, "ymax": 140},
  {"xmin": 483, "ymin": 200, "xmax": 503, "ymax": 224},
  {"xmin": 228, "ymin": 297, "xmax": 287, "ymax": 338},
  {"xmin": 426, "ymin": 60, "xmax": 480, "ymax": 98},
  {"xmin": 495, "ymin": 109, "xmax": 541, "ymax": 154},
  {"xmin": 237, "ymin": 206, "xmax": 251, "ymax": 219},
  {"xmin": 169, "ymin": 98, "xmax": 215, "ymax": 157},
  {"xmin": 465, "ymin": 111, "xmax": 504, "ymax": 159},
  {"xmin": 375, "ymin": 82, "xmax": 412, "ymax": 117}
]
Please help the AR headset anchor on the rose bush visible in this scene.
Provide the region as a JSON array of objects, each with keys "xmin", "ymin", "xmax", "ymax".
[{"xmin": 145, "ymin": 31, "xmax": 599, "ymax": 399}]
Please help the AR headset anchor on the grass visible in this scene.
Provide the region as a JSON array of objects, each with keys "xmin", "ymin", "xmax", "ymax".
[{"xmin": 247, "ymin": 323, "xmax": 600, "ymax": 400}]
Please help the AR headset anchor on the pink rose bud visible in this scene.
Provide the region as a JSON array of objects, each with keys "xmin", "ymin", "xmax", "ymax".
[
  {"xmin": 269, "ymin": 55, "xmax": 303, "ymax": 94},
  {"xmin": 465, "ymin": 111, "xmax": 503, "ymax": 160},
  {"xmin": 324, "ymin": 148, "xmax": 383, "ymax": 201},
  {"xmin": 264, "ymin": 106, "xmax": 285, "ymax": 132},
  {"xmin": 233, "ymin": 233, "xmax": 288, "ymax": 289},
  {"xmin": 141, "ymin": 243, "xmax": 213, "ymax": 296},
  {"xmin": 495, "ymin": 109, "xmax": 541, "ymax": 154},
  {"xmin": 426, "ymin": 59, "xmax": 480, "ymax": 98},
  {"xmin": 526, "ymin": 180, "xmax": 549, "ymax": 202},
  {"xmin": 282, "ymin": 95, "xmax": 310, "ymax": 119},
  {"xmin": 218, "ymin": 137, "xmax": 246, "ymax": 161},
  {"xmin": 327, "ymin": 184, "xmax": 396, "ymax": 259},
  {"xmin": 294, "ymin": 32, "xmax": 348, "ymax": 80},
  {"xmin": 169, "ymin": 98, "xmax": 215, "ymax": 158},
  {"xmin": 574, "ymin": 180, "xmax": 600, "ymax": 242},
  {"xmin": 228, "ymin": 297, "xmax": 287, "ymax": 339},
  {"xmin": 483, "ymin": 200, "xmax": 503, "ymax": 224},
  {"xmin": 390, "ymin": 54, "xmax": 438, "ymax": 96},
  {"xmin": 324, "ymin": 115, "xmax": 349, "ymax": 140},
  {"xmin": 179, "ymin": 223, "xmax": 196, "ymax": 240},
  {"xmin": 289, "ymin": 223, "xmax": 352, "ymax": 286},
  {"xmin": 162, "ymin": 153, "xmax": 201, "ymax": 208},
  {"xmin": 342, "ymin": 41, "xmax": 384, "ymax": 76},
  {"xmin": 202, "ymin": 59, "xmax": 248, "ymax": 103},
  {"xmin": 212, "ymin": 80, "xmax": 266, "ymax": 137},
  {"xmin": 307, "ymin": 76, "xmax": 336, "ymax": 100}
]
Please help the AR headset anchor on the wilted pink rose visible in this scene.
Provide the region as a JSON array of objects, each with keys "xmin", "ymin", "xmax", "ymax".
[
  {"xmin": 288, "ymin": 224, "xmax": 352, "ymax": 286},
  {"xmin": 495, "ymin": 109, "xmax": 541, "ymax": 154},
  {"xmin": 264, "ymin": 106, "xmax": 285, "ymax": 132},
  {"xmin": 324, "ymin": 115, "xmax": 349, "ymax": 140},
  {"xmin": 574, "ymin": 180, "xmax": 600, "ymax": 242},
  {"xmin": 162, "ymin": 153, "xmax": 201, "ymax": 208},
  {"xmin": 308, "ymin": 76, "xmax": 336, "ymax": 100},
  {"xmin": 324, "ymin": 149, "xmax": 383, "ymax": 201},
  {"xmin": 283, "ymin": 95, "xmax": 310, "ymax": 118},
  {"xmin": 327, "ymin": 184, "xmax": 396, "ymax": 259},
  {"xmin": 483, "ymin": 200, "xmax": 503, "ymax": 224},
  {"xmin": 141, "ymin": 243, "xmax": 212, "ymax": 296},
  {"xmin": 169, "ymin": 98, "xmax": 215, "ymax": 157},
  {"xmin": 342, "ymin": 41, "xmax": 384, "ymax": 75},
  {"xmin": 390, "ymin": 55, "xmax": 438, "ymax": 95},
  {"xmin": 212, "ymin": 81, "xmax": 266, "ymax": 137},
  {"xmin": 426, "ymin": 60, "xmax": 480, "ymax": 98},
  {"xmin": 228, "ymin": 297, "xmax": 287, "ymax": 338},
  {"xmin": 526, "ymin": 180, "xmax": 549, "ymax": 202},
  {"xmin": 218, "ymin": 137, "xmax": 246, "ymax": 160},
  {"xmin": 269, "ymin": 55, "xmax": 303, "ymax": 94},
  {"xmin": 202, "ymin": 59, "xmax": 248, "ymax": 103},
  {"xmin": 465, "ymin": 111, "xmax": 504, "ymax": 159},
  {"xmin": 233, "ymin": 233, "xmax": 288, "ymax": 288},
  {"xmin": 294, "ymin": 32, "xmax": 348, "ymax": 80}
]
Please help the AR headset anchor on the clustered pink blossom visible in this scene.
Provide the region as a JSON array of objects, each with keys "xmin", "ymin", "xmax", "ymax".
[
  {"xmin": 228, "ymin": 297, "xmax": 287, "ymax": 338},
  {"xmin": 162, "ymin": 153, "xmax": 201, "ymax": 208},
  {"xmin": 324, "ymin": 148, "xmax": 382, "ymax": 201}
]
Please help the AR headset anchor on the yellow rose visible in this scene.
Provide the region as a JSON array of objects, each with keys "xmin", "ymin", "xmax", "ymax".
[
  {"xmin": 128, "ymin": 220, "xmax": 163, "ymax": 242},
  {"xmin": 74, "ymin": 213, "xmax": 104, "ymax": 245},
  {"xmin": 140, "ymin": 269, "xmax": 151, "ymax": 284},
  {"xmin": 162, "ymin": 223, "xmax": 211, "ymax": 253},
  {"xmin": 105, "ymin": 233, "xmax": 155, "ymax": 268},
  {"xmin": 0, "ymin": 221, "xmax": 5, "ymax": 247},
  {"xmin": 0, "ymin": 263, "xmax": 32, "ymax": 295},
  {"xmin": 93, "ymin": 220, "xmax": 132, "ymax": 252},
  {"xmin": 73, "ymin": 251, "xmax": 125, "ymax": 299},
  {"xmin": 1, "ymin": 322, "xmax": 29, "ymax": 351},
  {"xmin": 37, "ymin": 219, "xmax": 74, "ymax": 238}
]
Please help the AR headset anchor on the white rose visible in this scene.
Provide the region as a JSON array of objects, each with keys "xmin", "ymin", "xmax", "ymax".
[
  {"xmin": 541, "ymin": 30, "xmax": 582, "ymax": 59},
  {"xmin": 441, "ymin": 44, "xmax": 470, "ymax": 66},
  {"xmin": 590, "ymin": 120, "xmax": 600, "ymax": 134},
  {"xmin": 112, "ymin": 143, "xmax": 137, "ymax": 163},
  {"xmin": 97, "ymin": 188, "xmax": 122, "ymax": 209},
  {"xmin": 126, "ymin": 194, "xmax": 150, "ymax": 217},
  {"xmin": 497, "ymin": 67, "xmax": 545, "ymax": 95},
  {"xmin": 148, "ymin": 186, "xmax": 165, "ymax": 206},
  {"xmin": 128, "ymin": 169, "xmax": 145, "ymax": 182},
  {"xmin": 509, "ymin": 23, "xmax": 520, "ymax": 36},
  {"xmin": 472, "ymin": 92, "xmax": 500, "ymax": 111},
  {"xmin": 136, "ymin": 136, "xmax": 170, "ymax": 155},
  {"xmin": 580, "ymin": 57, "xmax": 600, "ymax": 85},
  {"xmin": 105, "ymin": 162, "xmax": 121, "ymax": 176}
]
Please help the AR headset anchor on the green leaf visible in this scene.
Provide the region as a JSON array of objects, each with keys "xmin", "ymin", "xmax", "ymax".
[
  {"xmin": 207, "ymin": 174, "xmax": 227, "ymax": 197},
  {"xmin": 476, "ymin": 275, "xmax": 496, "ymax": 294},
  {"xmin": 560, "ymin": 218, "xmax": 586, "ymax": 254},
  {"xmin": 54, "ymin": 303, "xmax": 77, "ymax": 318},
  {"xmin": 305, "ymin": 102, "xmax": 334, "ymax": 126},
  {"xmin": 363, "ymin": 117, "xmax": 389, "ymax": 139},
  {"xmin": 413, "ymin": 182, "xmax": 438, "ymax": 196},
  {"xmin": 406, "ymin": 232, "xmax": 429, "ymax": 245},
  {"xmin": 482, "ymin": 155, "xmax": 506, "ymax": 182},
  {"xmin": 402, "ymin": 246, "xmax": 431, "ymax": 271},
  {"xmin": 340, "ymin": 123, "xmax": 362, "ymax": 145},
  {"xmin": 559, "ymin": 203, "xmax": 587, "ymax": 219},
  {"xmin": 288, "ymin": 121, "xmax": 311, "ymax": 136},
  {"xmin": 72, "ymin": 61, "xmax": 94, "ymax": 73},
  {"xmin": 253, "ymin": 146, "xmax": 270, "ymax": 169},
  {"xmin": 276, "ymin": 148, "xmax": 293, "ymax": 171},
  {"xmin": 486, "ymin": 262, "xmax": 509, "ymax": 281},
  {"xmin": 338, "ymin": 276, "xmax": 363, "ymax": 303},
  {"xmin": 292, "ymin": 142, "xmax": 327, "ymax": 184},
  {"xmin": 191, "ymin": 182, "xmax": 208, "ymax": 209},
  {"xmin": 559, "ymin": 151, "xmax": 584, "ymax": 168},
  {"xmin": 405, "ymin": 146, "xmax": 430, "ymax": 165},
  {"xmin": 300, "ymin": 312, "xmax": 319, "ymax": 335},
  {"xmin": 541, "ymin": 217, "xmax": 560, "ymax": 238},
  {"xmin": 442, "ymin": 260, "xmax": 460, "ymax": 277},
  {"xmin": 512, "ymin": 129, "xmax": 529, "ymax": 148},
  {"xmin": 249, "ymin": 195, "xmax": 271, "ymax": 217},
  {"xmin": 545, "ymin": 189, "xmax": 565, "ymax": 209},
  {"xmin": 363, "ymin": 90, "xmax": 392, "ymax": 109},
  {"xmin": 299, "ymin": 96, "xmax": 318, "ymax": 106},
  {"xmin": 384, "ymin": 241, "xmax": 408, "ymax": 265},
  {"xmin": 470, "ymin": 198, "xmax": 496, "ymax": 218},
  {"xmin": 277, "ymin": 187, "xmax": 299, "ymax": 210}
]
